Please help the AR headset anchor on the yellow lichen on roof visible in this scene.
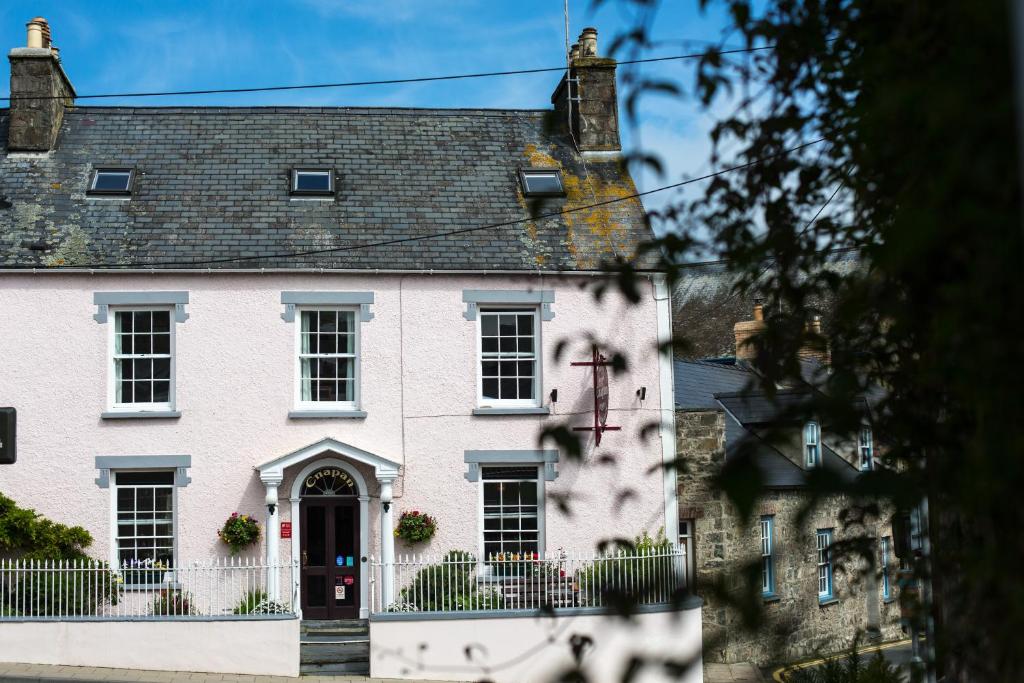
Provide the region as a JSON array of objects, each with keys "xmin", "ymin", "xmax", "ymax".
[{"xmin": 517, "ymin": 144, "xmax": 644, "ymax": 268}]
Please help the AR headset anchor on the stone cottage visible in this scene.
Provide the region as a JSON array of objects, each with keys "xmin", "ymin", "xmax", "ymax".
[{"xmin": 673, "ymin": 301, "xmax": 902, "ymax": 666}]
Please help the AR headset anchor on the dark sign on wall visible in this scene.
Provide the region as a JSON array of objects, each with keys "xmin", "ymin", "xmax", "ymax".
[{"xmin": 0, "ymin": 408, "xmax": 15, "ymax": 465}]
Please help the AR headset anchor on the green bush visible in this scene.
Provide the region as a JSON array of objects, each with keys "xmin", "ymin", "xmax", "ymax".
[
  {"xmin": 0, "ymin": 494, "xmax": 121, "ymax": 616},
  {"xmin": 9, "ymin": 562, "xmax": 121, "ymax": 617},
  {"xmin": 576, "ymin": 530, "xmax": 677, "ymax": 604},
  {"xmin": 396, "ymin": 550, "xmax": 502, "ymax": 612},
  {"xmin": 150, "ymin": 589, "xmax": 197, "ymax": 616},
  {"xmin": 232, "ymin": 588, "xmax": 289, "ymax": 615}
]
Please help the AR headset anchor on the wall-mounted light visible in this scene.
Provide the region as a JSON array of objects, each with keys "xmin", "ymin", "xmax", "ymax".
[
  {"xmin": 265, "ymin": 489, "xmax": 277, "ymax": 516},
  {"xmin": 550, "ymin": 388, "xmax": 558, "ymax": 403},
  {"xmin": 637, "ymin": 387, "xmax": 647, "ymax": 401}
]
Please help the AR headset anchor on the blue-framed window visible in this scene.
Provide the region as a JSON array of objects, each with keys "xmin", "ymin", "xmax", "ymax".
[
  {"xmin": 804, "ymin": 422, "xmax": 821, "ymax": 467},
  {"xmin": 859, "ymin": 427, "xmax": 874, "ymax": 470},
  {"xmin": 881, "ymin": 536, "xmax": 892, "ymax": 600},
  {"xmin": 816, "ymin": 529, "xmax": 834, "ymax": 601},
  {"xmin": 760, "ymin": 516, "xmax": 775, "ymax": 596}
]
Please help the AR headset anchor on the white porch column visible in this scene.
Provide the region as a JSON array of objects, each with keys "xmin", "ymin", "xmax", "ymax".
[
  {"xmin": 378, "ymin": 475, "xmax": 397, "ymax": 608},
  {"xmin": 261, "ymin": 473, "xmax": 283, "ymax": 601}
]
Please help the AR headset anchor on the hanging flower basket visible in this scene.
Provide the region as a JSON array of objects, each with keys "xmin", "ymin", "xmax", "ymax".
[
  {"xmin": 394, "ymin": 510, "xmax": 437, "ymax": 544},
  {"xmin": 217, "ymin": 513, "xmax": 261, "ymax": 555}
]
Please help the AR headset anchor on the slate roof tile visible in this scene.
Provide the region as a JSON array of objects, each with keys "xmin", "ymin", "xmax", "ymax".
[{"xmin": 0, "ymin": 106, "xmax": 653, "ymax": 271}]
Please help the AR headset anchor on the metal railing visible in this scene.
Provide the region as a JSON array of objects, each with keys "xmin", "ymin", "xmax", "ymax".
[
  {"xmin": 370, "ymin": 546, "xmax": 687, "ymax": 614},
  {"xmin": 0, "ymin": 558, "xmax": 298, "ymax": 619}
]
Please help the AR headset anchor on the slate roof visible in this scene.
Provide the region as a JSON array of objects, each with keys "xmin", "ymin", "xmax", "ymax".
[
  {"xmin": 672, "ymin": 252, "xmax": 861, "ymax": 358},
  {"xmin": 0, "ymin": 106, "xmax": 652, "ymax": 271},
  {"xmin": 674, "ymin": 357, "xmax": 859, "ymax": 488}
]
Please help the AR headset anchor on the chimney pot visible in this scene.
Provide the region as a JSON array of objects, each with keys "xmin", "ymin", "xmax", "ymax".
[
  {"xmin": 26, "ymin": 18, "xmax": 44, "ymax": 49},
  {"xmin": 569, "ymin": 42, "xmax": 580, "ymax": 63},
  {"xmin": 753, "ymin": 301, "xmax": 764, "ymax": 322},
  {"xmin": 579, "ymin": 27, "xmax": 598, "ymax": 57}
]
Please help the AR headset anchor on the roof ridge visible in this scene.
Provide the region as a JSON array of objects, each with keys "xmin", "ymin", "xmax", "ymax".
[{"xmin": 51, "ymin": 106, "xmax": 553, "ymax": 116}]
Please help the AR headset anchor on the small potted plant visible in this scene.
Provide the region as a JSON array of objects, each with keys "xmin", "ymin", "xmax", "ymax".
[
  {"xmin": 394, "ymin": 510, "xmax": 437, "ymax": 544},
  {"xmin": 218, "ymin": 512, "xmax": 261, "ymax": 555}
]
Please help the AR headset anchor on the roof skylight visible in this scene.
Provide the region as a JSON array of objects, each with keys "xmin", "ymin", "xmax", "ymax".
[
  {"xmin": 88, "ymin": 168, "xmax": 134, "ymax": 196},
  {"xmin": 519, "ymin": 169, "xmax": 565, "ymax": 197},
  {"xmin": 291, "ymin": 168, "xmax": 335, "ymax": 196}
]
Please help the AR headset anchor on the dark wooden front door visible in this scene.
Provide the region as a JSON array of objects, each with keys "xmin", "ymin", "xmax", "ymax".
[{"xmin": 301, "ymin": 498, "xmax": 360, "ymax": 619}]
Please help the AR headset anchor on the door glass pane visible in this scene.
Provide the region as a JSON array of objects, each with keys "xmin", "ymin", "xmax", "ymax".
[
  {"xmin": 335, "ymin": 505, "xmax": 355, "ymax": 558},
  {"xmin": 307, "ymin": 505, "xmax": 326, "ymax": 566},
  {"xmin": 307, "ymin": 575, "xmax": 326, "ymax": 607}
]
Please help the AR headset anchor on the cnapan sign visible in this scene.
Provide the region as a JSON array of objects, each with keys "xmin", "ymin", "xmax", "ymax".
[{"xmin": 280, "ymin": 522, "xmax": 292, "ymax": 539}]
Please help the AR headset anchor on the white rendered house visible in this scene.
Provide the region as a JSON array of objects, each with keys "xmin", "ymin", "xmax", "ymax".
[{"xmin": 0, "ymin": 19, "xmax": 699, "ymax": 681}]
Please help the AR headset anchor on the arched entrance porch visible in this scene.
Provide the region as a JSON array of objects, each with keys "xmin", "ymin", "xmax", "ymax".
[{"xmin": 257, "ymin": 437, "xmax": 400, "ymax": 619}]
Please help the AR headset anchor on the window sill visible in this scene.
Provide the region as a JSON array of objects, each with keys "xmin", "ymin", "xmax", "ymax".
[
  {"xmin": 472, "ymin": 406, "xmax": 550, "ymax": 416},
  {"xmin": 883, "ymin": 597, "xmax": 896, "ymax": 605},
  {"xmin": 762, "ymin": 594, "xmax": 781, "ymax": 604},
  {"xmin": 288, "ymin": 410, "xmax": 367, "ymax": 419},
  {"xmin": 818, "ymin": 597, "xmax": 839, "ymax": 607},
  {"xmin": 101, "ymin": 410, "xmax": 181, "ymax": 420}
]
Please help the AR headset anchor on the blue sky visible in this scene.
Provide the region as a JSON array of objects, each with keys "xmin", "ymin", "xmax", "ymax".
[{"xmin": 0, "ymin": 1, "xmax": 738, "ymax": 220}]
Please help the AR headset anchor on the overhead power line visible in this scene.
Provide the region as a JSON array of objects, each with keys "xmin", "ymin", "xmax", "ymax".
[
  {"xmin": 23, "ymin": 138, "xmax": 826, "ymax": 271},
  {"xmin": 0, "ymin": 45, "xmax": 774, "ymax": 102}
]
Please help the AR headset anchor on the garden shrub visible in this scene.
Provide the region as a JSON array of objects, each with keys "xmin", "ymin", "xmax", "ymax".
[
  {"xmin": 0, "ymin": 493, "xmax": 120, "ymax": 616},
  {"xmin": 150, "ymin": 589, "xmax": 197, "ymax": 616},
  {"xmin": 395, "ymin": 550, "xmax": 502, "ymax": 612},
  {"xmin": 576, "ymin": 530, "xmax": 677, "ymax": 605},
  {"xmin": 232, "ymin": 588, "xmax": 289, "ymax": 615}
]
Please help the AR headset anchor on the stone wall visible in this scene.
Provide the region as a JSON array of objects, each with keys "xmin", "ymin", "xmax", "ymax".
[{"xmin": 676, "ymin": 409, "xmax": 902, "ymax": 666}]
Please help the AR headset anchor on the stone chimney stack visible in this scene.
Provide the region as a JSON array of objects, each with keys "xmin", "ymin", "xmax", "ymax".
[
  {"xmin": 7, "ymin": 17, "xmax": 75, "ymax": 152},
  {"xmin": 734, "ymin": 302, "xmax": 766, "ymax": 362},
  {"xmin": 551, "ymin": 27, "xmax": 621, "ymax": 152},
  {"xmin": 798, "ymin": 315, "xmax": 831, "ymax": 365}
]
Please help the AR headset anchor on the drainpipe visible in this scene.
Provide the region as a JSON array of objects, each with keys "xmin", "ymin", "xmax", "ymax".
[{"xmin": 653, "ymin": 274, "xmax": 680, "ymax": 549}]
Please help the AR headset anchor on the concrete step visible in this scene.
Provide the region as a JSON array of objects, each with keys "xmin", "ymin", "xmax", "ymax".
[
  {"xmin": 300, "ymin": 661, "xmax": 371, "ymax": 676},
  {"xmin": 301, "ymin": 619, "xmax": 368, "ymax": 637},
  {"xmin": 300, "ymin": 641, "xmax": 370, "ymax": 666},
  {"xmin": 301, "ymin": 632, "xmax": 370, "ymax": 644}
]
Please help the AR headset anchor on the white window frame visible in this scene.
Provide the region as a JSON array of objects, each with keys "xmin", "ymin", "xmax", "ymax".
[
  {"xmin": 817, "ymin": 528, "xmax": 834, "ymax": 600},
  {"xmin": 477, "ymin": 464, "xmax": 546, "ymax": 565},
  {"xmin": 678, "ymin": 519, "xmax": 696, "ymax": 590},
  {"xmin": 476, "ymin": 306, "xmax": 542, "ymax": 409},
  {"xmin": 110, "ymin": 470, "xmax": 178, "ymax": 586},
  {"xmin": 804, "ymin": 421, "xmax": 821, "ymax": 467},
  {"xmin": 293, "ymin": 306, "xmax": 361, "ymax": 412},
  {"xmin": 859, "ymin": 427, "xmax": 874, "ymax": 470},
  {"xmin": 106, "ymin": 306, "xmax": 176, "ymax": 414},
  {"xmin": 881, "ymin": 535, "xmax": 892, "ymax": 600},
  {"xmin": 760, "ymin": 516, "xmax": 775, "ymax": 596}
]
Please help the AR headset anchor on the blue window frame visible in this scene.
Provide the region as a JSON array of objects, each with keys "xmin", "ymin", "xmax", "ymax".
[
  {"xmin": 859, "ymin": 427, "xmax": 874, "ymax": 470},
  {"xmin": 817, "ymin": 529, "xmax": 834, "ymax": 601},
  {"xmin": 804, "ymin": 422, "xmax": 821, "ymax": 467},
  {"xmin": 881, "ymin": 536, "xmax": 892, "ymax": 599},
  {"xmin": 760, "ymin": 516, "xmax": 775, "ymax": 596}
]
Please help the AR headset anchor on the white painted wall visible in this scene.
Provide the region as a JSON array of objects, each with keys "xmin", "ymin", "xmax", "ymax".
[
  {"xmin": 369, "ymin": 607, "xmax": 703, "ymax": 683},
  {"xmin": 0, "ymin": 618, "xmax": 300, "ymax": 677},
  {"xmin": 0, "ymin": 272, "xmax": 669, "ymax": 566}
]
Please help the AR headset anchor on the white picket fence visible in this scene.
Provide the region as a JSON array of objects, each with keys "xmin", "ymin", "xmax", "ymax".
[
  {"xmin": 0, "ymin": 558, "xmax": 298, "ymax": 619},
  {"xmin": 370, "ymin": 546, "xmax": 687, "ymax": 614}
]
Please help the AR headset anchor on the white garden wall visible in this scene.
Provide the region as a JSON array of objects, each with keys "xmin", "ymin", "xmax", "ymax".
[
  {"xmin": 369, "ymin": 604, "xmax": 703, "ymax": 683},
  {"xmin": 0, "ymin": 617, "xmax": 300, "ymax": 677}
]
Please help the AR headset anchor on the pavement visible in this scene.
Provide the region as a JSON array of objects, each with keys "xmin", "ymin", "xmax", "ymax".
[
  {"xmin": 0, "ymin": 663, "xmax": 449, "ymax": 683},
  {"xmin": 704, "ymin": 663, "xmax": 764, "ymax": 682}
]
